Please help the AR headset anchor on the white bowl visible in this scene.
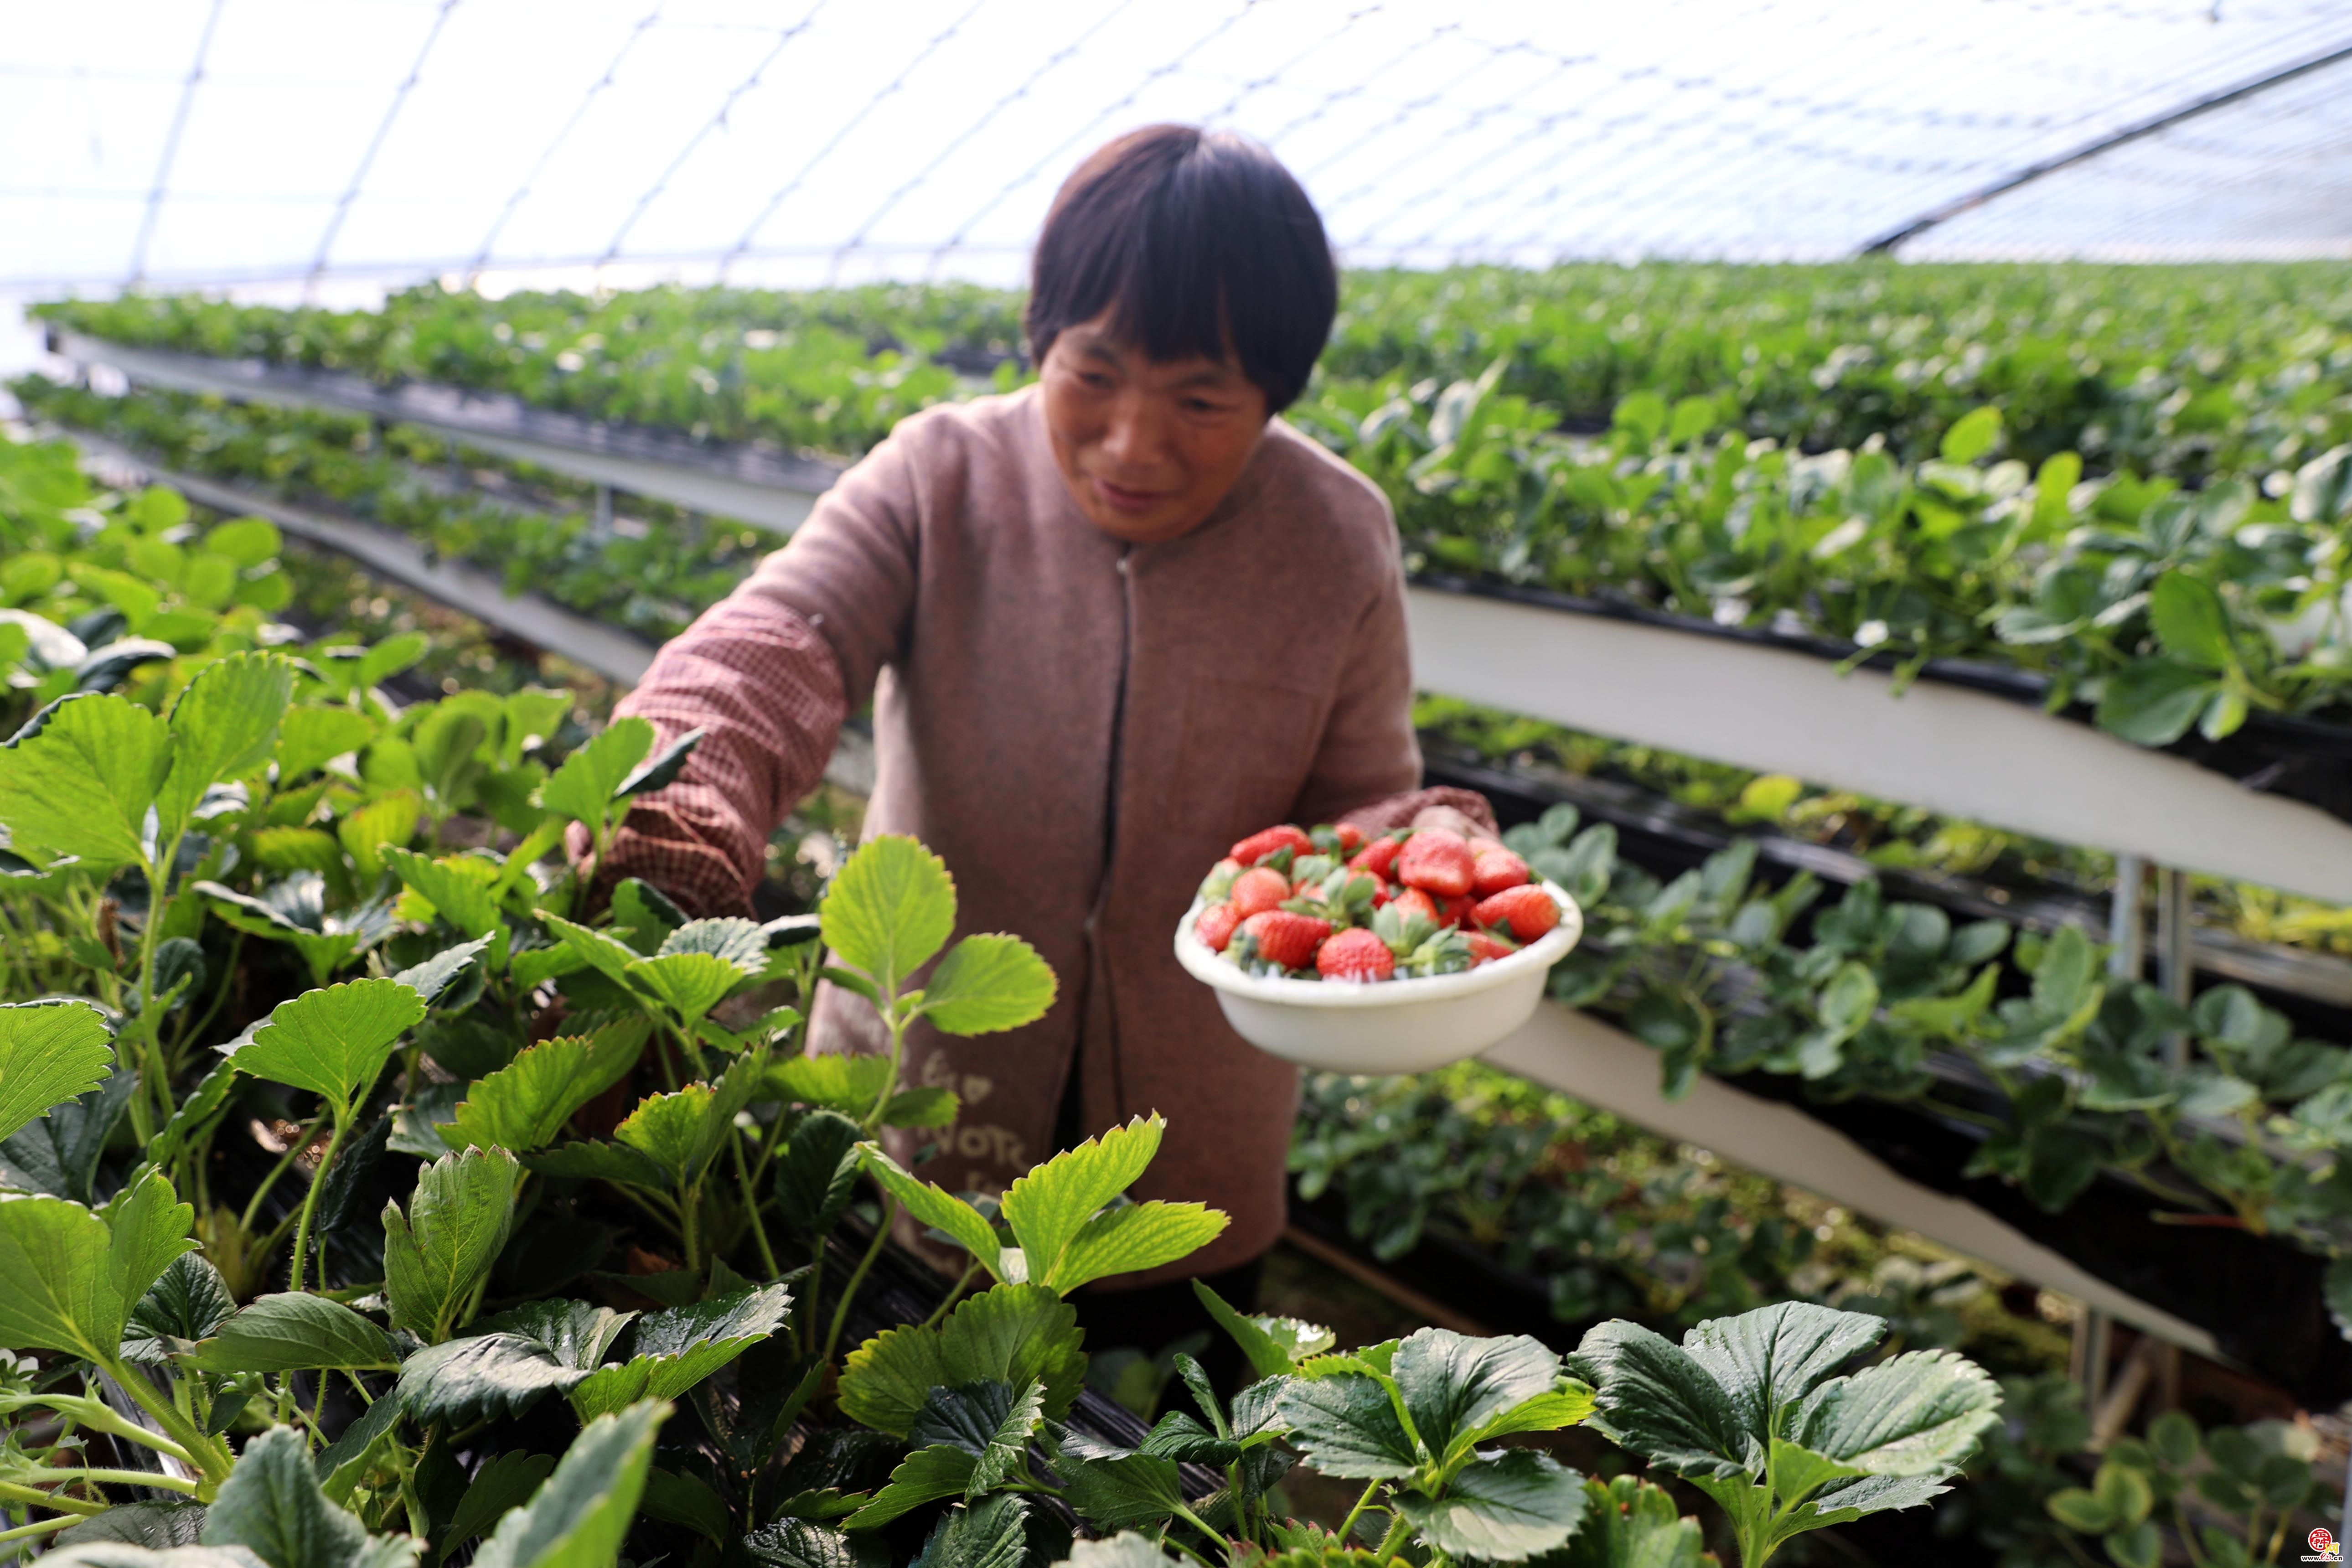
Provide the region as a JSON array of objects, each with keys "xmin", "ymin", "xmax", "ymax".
[{"xmin": 1173, "ymin": 881, "xmax": 1583, "ymax": 1075}]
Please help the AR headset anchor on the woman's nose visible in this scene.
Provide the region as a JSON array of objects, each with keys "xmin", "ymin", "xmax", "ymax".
[{"xmin": 1099, "ymin": 391, "xmax": 1169, "ymax": 468}]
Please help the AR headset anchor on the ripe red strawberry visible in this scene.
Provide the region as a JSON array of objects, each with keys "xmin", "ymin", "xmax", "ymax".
[
  {"xmin": 1348, "ymin": 835, "xmax": 1404, "ymax": 881},
  {"xmin": 1476, "ymin": 885, "xmax": 1560, "ymax": 942},
  {"xmin": 1438, "ymin": 893, "xmax": 1478, "ymax": 927},
  {"xmin": 1335, "ymin": 823, "xmax": 1365, "ymax": 854},
  {"xmin": 1317, "ymin": 926, "xmax": 1395, "ymax": 981},
  {"xmin": 1196, "ymin": 903, "xmax": 1242, "ymax": 952},
  {"xmin": 1391, "ymin": 887, "xmax": 1440, "ymax": 924},
  {"xmin": 1239, "ymin": 911, "xmax": 1331, "ymax": 971},
  {"xmin": 1231, "ymin": 824, "xmax": 1313, "ymax": 867},
  {"xmin": 1466, "ymin": 930, "xmax": 1520, "ymax": 965},
  {"xmin": 1230, "ymin": 866, "xmax": 1291, "ymax": 920},
  {"xmin": 1397, "ymin": 829, "xmax": 1475, "ymax": 898},
  {"xmin": 1473, "ymin": 847, "xmax": 1531, "ymax": 897}
]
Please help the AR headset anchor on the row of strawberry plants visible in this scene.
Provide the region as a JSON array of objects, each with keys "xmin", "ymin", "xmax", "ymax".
[
  {"xmin": 1305, "ymin": 375, "xmax": 2352, "ymax": 747},
  {"xmin": 0, "ymin": 425, "xmax": 2012, "ymax": 1568},
  {"xmin": 41, "ymin": 259, "xmax": 2352, "ymax": 482},
  {"xmin": 14, "ymin": 378, "xmax": 755, "ymax": 643},
  {"xmin": 1502, "ymin": 804, "xmax": 2352, "ymax": 1319},
  {"xmin": 1323, "ymin": 263, "xmax": 2352, "ymax": 483},
  {"xmin": 30, "ymin": 286, "xmax": 2352, "ymax": 750},
  {"xmin": 1292, "ymin": 1071, "xmax": 2342, "ymax": 1568}
]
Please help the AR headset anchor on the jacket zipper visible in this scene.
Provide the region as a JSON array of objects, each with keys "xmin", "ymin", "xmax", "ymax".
[{"xmin": 1080, "ymin": 543, "xmax": 1136, "ymax": 1116}]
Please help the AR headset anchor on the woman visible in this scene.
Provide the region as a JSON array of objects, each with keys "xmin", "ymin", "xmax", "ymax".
[{"xmin": 592, "ymin": 124, "xmax": 1493, "ymax": 1354}]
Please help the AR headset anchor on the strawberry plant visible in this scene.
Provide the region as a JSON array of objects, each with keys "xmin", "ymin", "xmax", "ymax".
[{"xmin": 1570, "ymin": 1302, "xmax": 2000, "ymax": 1567}]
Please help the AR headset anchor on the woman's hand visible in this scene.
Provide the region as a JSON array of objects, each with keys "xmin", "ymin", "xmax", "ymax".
[{"xmin": 1409, "ymin": 802, "xmax": 1504, "ymax": 849}]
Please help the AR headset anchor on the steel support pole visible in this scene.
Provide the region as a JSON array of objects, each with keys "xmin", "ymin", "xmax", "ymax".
[
  {"xmin": 2156, "ymin": 866, "xmax": 2195, "ymax": 1064},
  {"xmin": 2109, "ymin": 854, "xmax": 2145, "ymax": 981}
]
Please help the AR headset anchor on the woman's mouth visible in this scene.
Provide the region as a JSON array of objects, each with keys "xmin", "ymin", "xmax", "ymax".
[{"xmin": 1092, "ymin": 476, "xmax": 1170, "ymax": 515}]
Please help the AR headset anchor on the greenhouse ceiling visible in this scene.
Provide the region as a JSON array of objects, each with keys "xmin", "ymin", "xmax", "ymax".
[{"xmin": 3, "ymin": 0, "xmax": 2349, "ymax": 297}]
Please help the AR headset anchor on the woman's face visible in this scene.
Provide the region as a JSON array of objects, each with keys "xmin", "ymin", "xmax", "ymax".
[{"xmin": 1039, "ymin": 313, "xmax": 1271, "ymax": 545}]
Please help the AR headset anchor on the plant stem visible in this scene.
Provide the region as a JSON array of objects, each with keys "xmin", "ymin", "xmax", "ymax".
[
  {"xmin": 239, "ymin": 1111, "xmax": 331, "ymax": 1233},
  {"xmin": 732, "ymin": 1132, "xmax": 777, "ymax": 1278},
  {"xmin": 9, "ymin": 1392, "xmax": 194, "ymax": 1468},
  {"xmin": 1372, "ymin": 1511, "xmax": 1412, "ymax": 1561},
  {"xmin": 802, "ymin": 1239, "xmax": 826, "ymax": 1356},
  {"xmin": 287, "ymin": 1101, "xmax": 354, "ymax": 1296},
  {"xmin": 0, "ymin": 1482, "xmax": 105, "ymax": 1518},
  {"xmin": 0, "ymin": 1512, "xmax": 97, "ymax": 1542},
  {"xmin": 862, "ymin": 999, "xmax": 911, "ymax": 1136},
  {"xmin": 1336, "ymin": 1478, "xmax": 1385, "ymax": 1545},
  {"xmin": 98, "ymin": 1360, "xmax": 231, "ymax": 1487},
  {"xmin": 25, "ymin": 1466, "xmax": 200, "ymax": 1495},
  {"xmin": 821, "ymin": 1195, "xmax": 898, "ymax": 1365},
  {"xmin": 916, "ymin": 1262, "xmax": 982, "ymax": 1331}
]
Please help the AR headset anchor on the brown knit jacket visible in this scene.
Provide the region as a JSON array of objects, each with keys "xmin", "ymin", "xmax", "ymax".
[{"xmin": 603, "ymin": 386, "xmax": 1488, "ymax": 1280}]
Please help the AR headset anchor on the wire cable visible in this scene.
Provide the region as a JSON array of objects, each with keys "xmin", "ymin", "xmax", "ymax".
[
  {"xmin": 716, "ymin": 0, "xmax": 1001, "ymax": 281},
  {"xmin": 306, "ymin": 0, "xmax": 462, "ymax": 287},
  {"xmin": 598, "ymin": 1, "xmax": 827, "ymax": 269},
  {"xmin": 465, "ymin": 3, "xmax": 665, "ymax": 285},
  {"xmin": 126, "ymin": 0, "xmax": 227, "ymax": 288},
  {"xmin": 1194, "ymin": 1, "xmax": 1383, "ymax": 127},
  {"xmin": 925, "ymin": 0, "xmax": 1268, "ymax": 274}
]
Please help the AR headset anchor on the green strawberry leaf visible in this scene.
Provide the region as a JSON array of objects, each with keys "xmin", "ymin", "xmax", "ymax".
[
  {"xmin": 1191, "ymin": 1280, "xmax": 1333, "ymax": 1378},
  {"xmin": 121, "ymin": 1252, "xmax": 236, "ymax": 1362},
  {"xmin": 1557, "ymin": 1475, "xmax": 1711, "ymax": 1568},
  {"xmin": 397, "ymin": 1332, "xmax": 595, "ymax": 1426},
  {"xmin": 2148, "ymin": 572, "xmax": 2234, "ymax": 672},
  {"xmin": 450, "ymin": 1020, "xmax": 649, "ymax": 1153},
  {"xmin": 198, "ymin": 1425, "xmax": 375, "ymax": 1568},
  {"xmin": 568, "ymin": 1282, "xmax": 794, "ymax": 1420},
  {"xmin": 842, "ymin": 1447, "xmax": 977, "ymax": 1530},
  {"xmin": 1276, "ymin": 1372, "xmax": 1419, "ymax": 1479},
  {"xmin": 1566, "ymin": 1319, "xmax": 1758, "ymax": 1481},
  {"xmin": 623, "ymin": 952, "xmax": 750, "ymax": 1026},
  {"xmin": 769, "ymin": 1056, "xmax": 893, "ymax": 1116},
  {"xmin": 1682, "ymin": 1302, "xmax": 1886, "ymax": 1441},
  {"xmin": 439, "ymin": 1453, "xmax": 559, "ymax": 1565},
  {"xmin": 1391, "ymin": 1327, "xmax": 1564, "ymax": 1470},
  {"xmin": 185, "ymin": 1293, "xmax": 402, "ymax": 1372},
  {"xmin": 1046, "ymin": 1201, "xmax": 1226, "ymax": 1295},
  {"xmin": 157, "ymin": 652, "xmax": 293, "ymax": 844},
  {"xmin": 905, "ymin": 1495, "xmax": 1027, "ymax": 1568},
  {"xmin": 1396, "ymin": 1449, "xmax": 1588, "ymax": 1563},
  {"xmin": 1789, "ymin": 1348, "xmax": 2001, "ymax": 1478},
  {"xmin": 383, "ymin": 1146, "xmax": 522, "ymax": 1343},
  {"xmin": 614, "ymin": 1053, "xmax": 763, "ymax": 1189},
  {"xmin": 857, "ymin": 1145, "xmax": 1003, "ymax": 1280},
  {"xmin": 820, "ymin": 835, "xmax": 956, "ymax": 991},
  {"xmin": 274, "ymin": 708, "xmax": 377, "ymax": 783},
  {"xmin": 917, "ymin": 934, "xmax": 1057, "ymax": 1036},
  {"xmin": 0, "ymin": 999, "xmax": 115, "ymax": 1144},
  {"xmin": 0, "ymin": 692, "xmax": 170, "ymax": 867},
  {"xmin": 775, "ymin": 1111, "xmax": 862, "ymax": 1242},
  {"xmin": 470, "ymin": 1401, "xmax": 666, "ymax": 1568},
  {"xmin": 533, "ymin": 718, "xmax": 656, "ymax": 834},
  {"xmin": 1056, "ymin": 1454, "xmax": 1186, "ymax": 1532},
  {"xmin": 998, "ymin": 1115, "xmax": 1159, "ymax": 1290},
  {"xmin": 228, "ymin": 978, "xmax": 427, "ymax": 1113}
]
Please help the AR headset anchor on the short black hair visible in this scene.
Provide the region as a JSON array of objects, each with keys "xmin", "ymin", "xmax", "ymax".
[{"xmin": 1027, "ymin": 125, "xmax": 1337, "ymax": 414}]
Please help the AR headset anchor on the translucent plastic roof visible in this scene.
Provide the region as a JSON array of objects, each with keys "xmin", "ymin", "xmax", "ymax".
[{"xmin": 3, "ymin": 0, "xmax": 2349, "ymax": 296}]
